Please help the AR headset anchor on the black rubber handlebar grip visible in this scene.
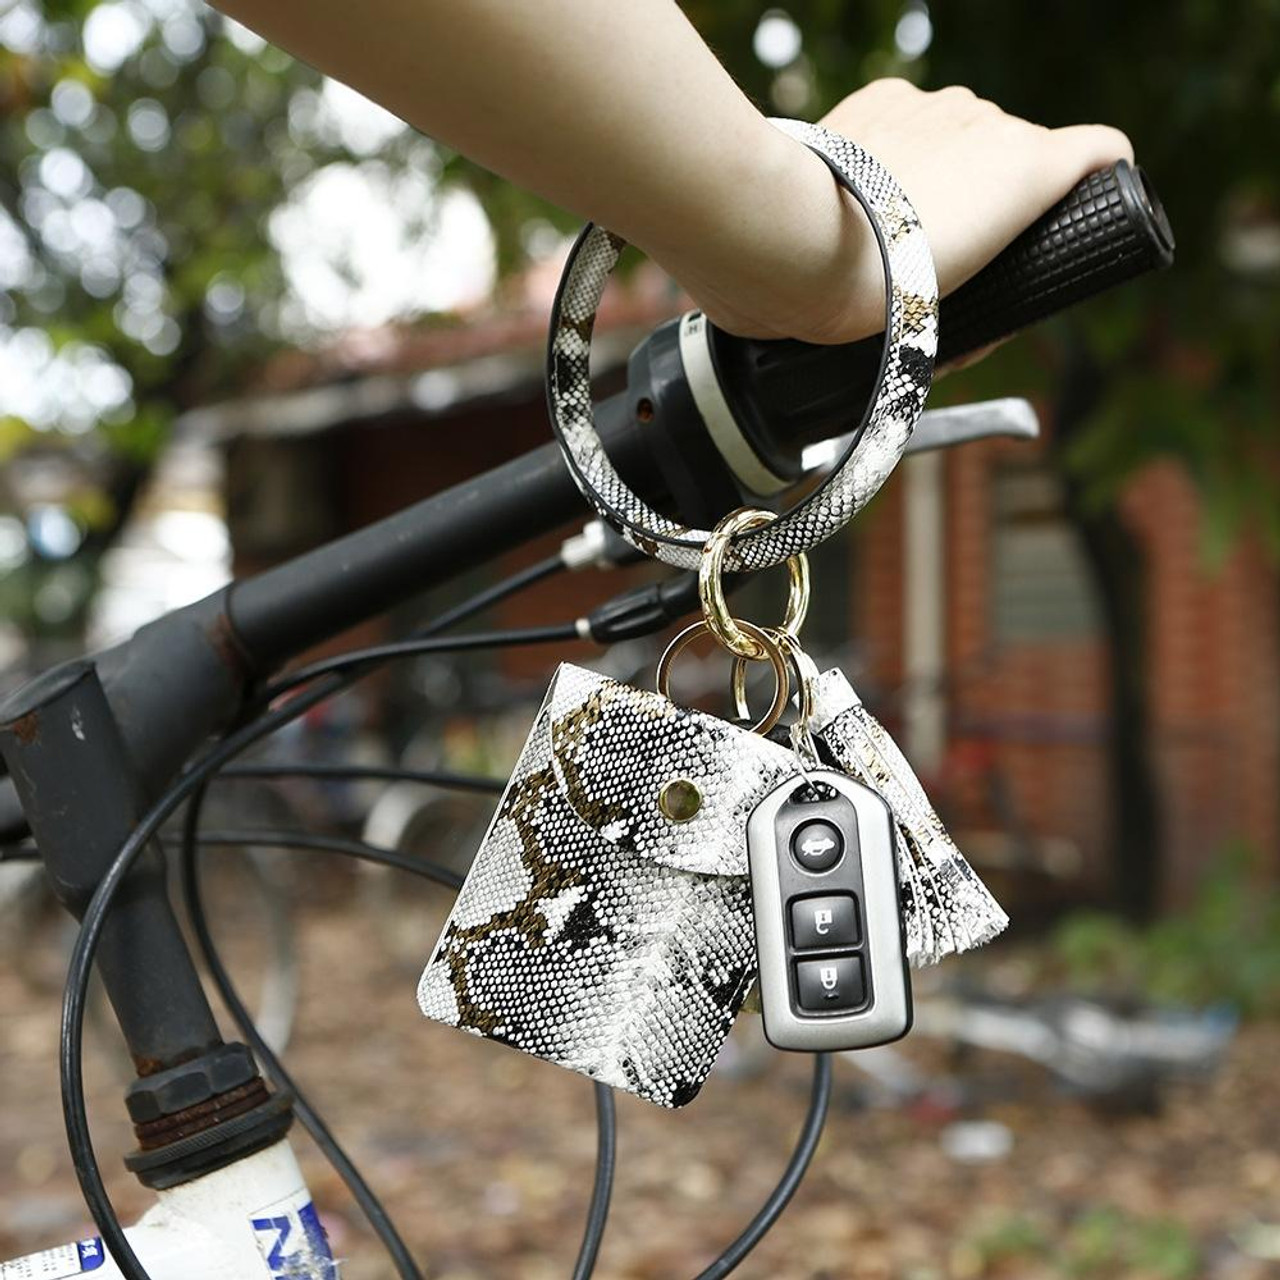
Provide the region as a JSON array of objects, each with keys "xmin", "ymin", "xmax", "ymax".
[{"xmin": 709, "ymin": 160, "xmax": 1175, "ymax": 475}]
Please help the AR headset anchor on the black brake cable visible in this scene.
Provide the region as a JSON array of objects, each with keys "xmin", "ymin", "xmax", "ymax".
[
  {"xmin": 181, "ymin": 807, "xmax": 451, "ymax": 1279},
  {"xmin": 694, "ymin": 1053, "xmax": 832, "ymax": 1279},
  {"xmin": 213, "ymin": 763, "xmax": 506, "ymax": 794},
  {"xmin": 260, "ymin": 624, "xmax": 577, "ymax": 705},
  {"xmin": 182, "ymin": 823, "xmax": 618, "ymax": 1279},
  {"xmin": 230, "ymin": 552, "xmax": 568, "ymax": 728},
  {"xmin": 417, "ymin": 552, "xmax": 566, "ymax": 637},
  {"xmin": 189, "ymin": 826, "xmax": 463, "ymax": 883},
  {"xmin": 573, "ymin": 1081, "xmax": 616, "ymax": 1280}
]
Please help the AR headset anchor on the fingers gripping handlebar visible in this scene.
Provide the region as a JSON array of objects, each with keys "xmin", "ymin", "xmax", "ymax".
[{"xmin": 646, "ymin": 161, "xmax": 1173, "ymax": 504}]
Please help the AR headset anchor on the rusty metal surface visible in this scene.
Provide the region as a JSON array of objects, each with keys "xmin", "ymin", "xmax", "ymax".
[
  {"xmin": 132, "ymin": 1079, "xmax": 271, "ymax": 1151},
  {"xmin": 6, "ymin": 713, "xmax": 39, "ymax": 746}
]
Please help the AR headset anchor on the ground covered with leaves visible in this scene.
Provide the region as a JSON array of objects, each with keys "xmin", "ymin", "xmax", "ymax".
[{"xmin": 2, "ymin": 875, "xmax": 1278, "ymax": 1279}]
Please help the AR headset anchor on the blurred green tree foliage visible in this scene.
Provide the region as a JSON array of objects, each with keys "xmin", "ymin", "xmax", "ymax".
[
  {"xmin": 4, "ymin": 3, "xmax": 310, "ymax": 456},
  {"xmin": 0, "ymin": 0, "xmax": 441, "ymax": 631}
]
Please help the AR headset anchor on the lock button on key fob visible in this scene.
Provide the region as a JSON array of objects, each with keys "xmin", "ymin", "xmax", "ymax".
[
  {"xmin": 790, "ymin": 820, "xmax": 843, "ymax": 871},
  {"xmin": 748, "ymin": 769, "xmax": 912, "ymax": 1052},
  {"xmin": 790, "ymin": 895, "xmax": 860, "ymax": 949}
]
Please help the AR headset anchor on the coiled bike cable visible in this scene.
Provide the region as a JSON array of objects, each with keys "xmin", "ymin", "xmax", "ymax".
[{"xmin": 61, "ymin": 571, "xmax": 833, "ymax": 1279}]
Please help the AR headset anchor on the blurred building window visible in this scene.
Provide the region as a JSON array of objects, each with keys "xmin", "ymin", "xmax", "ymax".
[{"xmin": 991, "ymin": 466, "xmax": 1100, "ymax": 642}]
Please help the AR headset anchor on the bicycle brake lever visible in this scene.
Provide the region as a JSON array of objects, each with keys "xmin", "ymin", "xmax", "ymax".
[
  {"xmin": 903, "ymin": 397, "xmax": 1040, "ymax": 453},
  {"xmin": 798, "ymin": 397, "xmax": 1040, "ymax": 473}
]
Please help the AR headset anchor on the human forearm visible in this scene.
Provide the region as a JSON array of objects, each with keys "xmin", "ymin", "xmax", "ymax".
[
  {"xmin": 209, "ymin": 0, "xmax": 1133, "ymax": 344},
  {"xmin": 211, "ymin": 0, "xmax": 849, "ymax": 327}
]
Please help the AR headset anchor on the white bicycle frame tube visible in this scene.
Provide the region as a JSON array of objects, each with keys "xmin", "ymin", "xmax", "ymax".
[{"xmin": 0, "ymin": 1139, "xmax": 336, "ymax": 1279}]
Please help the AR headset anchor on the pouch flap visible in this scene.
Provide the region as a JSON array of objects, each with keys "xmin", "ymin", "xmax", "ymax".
[{"xmin": 546, "ymin": 663, "xmax": 799, "ymax": 876}]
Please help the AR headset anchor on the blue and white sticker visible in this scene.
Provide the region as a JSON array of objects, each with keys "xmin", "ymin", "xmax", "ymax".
[
  {"xmin": 0, "ymin": 1238, "xmax": 105, "ymax": 1277},
  {"xmin": 250, "ymin": 1190, "xmax": 336, "ymax": 1280}
]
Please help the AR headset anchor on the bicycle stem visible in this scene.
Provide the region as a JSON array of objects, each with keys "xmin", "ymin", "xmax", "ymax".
[{"xmin": 0, "ymin": 662, "xmax": 223, "ymax": 1071}]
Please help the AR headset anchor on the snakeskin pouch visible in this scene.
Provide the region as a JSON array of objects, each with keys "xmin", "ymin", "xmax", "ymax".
[{"xmin": 417, "ymin": 662, "xmax": 802, "ymax": 1107}]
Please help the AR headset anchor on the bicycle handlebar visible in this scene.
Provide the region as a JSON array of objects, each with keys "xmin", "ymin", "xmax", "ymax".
[
  {"xmin": 0, "ymin": 161, "xmax": 1173, "ymax": 844},
  {"xmin": 707, "ymin": 161, "xmax": 1173, "ymax": 480},
  {"xmin": 0, "ymin": 155, "xmax": 1174, "ymax": 1231},
  {"xmin": 136, "ymin": 163, "xmax": 1178, "ymax": 687}
]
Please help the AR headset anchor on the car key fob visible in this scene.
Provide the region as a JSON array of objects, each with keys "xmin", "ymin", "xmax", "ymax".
[{"xmin": 747, "ymin": 769, "xmax": 912, "ymax": 1051}]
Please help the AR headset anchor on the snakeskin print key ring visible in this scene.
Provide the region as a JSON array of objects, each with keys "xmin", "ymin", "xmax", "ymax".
[{"xmin": 545, "ymin": 117, "xmax": 938, "ymax": 574}]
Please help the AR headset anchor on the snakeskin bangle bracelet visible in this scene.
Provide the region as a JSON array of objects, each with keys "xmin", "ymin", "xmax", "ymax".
[{"xmin": 544, "ymin": 117, "xmax": 939, "ymax": 572}]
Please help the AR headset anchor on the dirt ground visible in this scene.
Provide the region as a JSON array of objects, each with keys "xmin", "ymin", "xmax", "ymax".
[{"xmin": 2, "ymin": 873, "xmax": 1278, "ymax": 1279}]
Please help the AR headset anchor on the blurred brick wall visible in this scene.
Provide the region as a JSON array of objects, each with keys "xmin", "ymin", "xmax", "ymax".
[
  {"xmin": 855, "ymin": 437, "xmax": 1278, "ymax": 911},
  {"xmin": 1123, "ymin": 461, "xmax": 1279, "ymax": 901}
]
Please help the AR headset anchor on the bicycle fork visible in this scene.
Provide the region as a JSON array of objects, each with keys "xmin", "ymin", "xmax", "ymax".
[{"xmin": 0, "ymin": 664, "xmax": 320, "ymax": 1276}]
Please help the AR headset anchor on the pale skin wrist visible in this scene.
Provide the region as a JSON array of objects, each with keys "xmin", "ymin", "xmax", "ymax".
[{"xmin": 643, "ymin": 123, "xmax": 882, "ymax": 345}]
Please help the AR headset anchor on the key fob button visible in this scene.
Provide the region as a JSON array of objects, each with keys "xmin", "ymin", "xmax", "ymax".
[
  {"xmin": 790, "ymin": 819, "xmax": 844, "ymax": 872},
  {"xmin": 790, "ymin": 894, "xmax": 860, "ymax": 950},
  {"xmin": 795, "ymin": 956, "xmax": 865, "ymax": 1013}
]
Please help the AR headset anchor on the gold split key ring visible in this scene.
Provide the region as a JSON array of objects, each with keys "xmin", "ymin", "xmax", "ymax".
[
  {"xmin": 697, "ymin": 508, "xmax": 810, "ymax": 660},
  {"xmin": 656, "ymin": 508, "xmax": 814, "ymax": 737}
]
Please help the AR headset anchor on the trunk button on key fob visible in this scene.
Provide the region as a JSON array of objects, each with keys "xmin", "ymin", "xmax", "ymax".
[
  {"xmin": 791, "ymin": 819, "xmax": 843, "ymax": 871},
  {"xmin": 791, "ymin": 894, "xmax": 860, "ymax": 949},
  {"xmin": 796, "ymin": 956, "xmax": 865, "ymax": 1012}
]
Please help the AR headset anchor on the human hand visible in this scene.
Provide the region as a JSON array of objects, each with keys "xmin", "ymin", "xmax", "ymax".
[{"xmin": 668, "ymin": 79, "xmax": 1133, "ymax": 346}]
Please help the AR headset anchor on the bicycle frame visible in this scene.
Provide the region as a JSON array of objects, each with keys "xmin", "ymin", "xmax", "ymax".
[{"xmin": 1, "ymin": 1142, "xmax": 332, "ymax": 1279}]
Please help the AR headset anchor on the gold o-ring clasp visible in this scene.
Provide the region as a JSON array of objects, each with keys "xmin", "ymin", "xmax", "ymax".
[
  {"xmin": 656, "ymin": 619, "xmax": 790, "ymax": 737},
  {"xmin": 699, "ymin": 508, "xmax": 810, "ymax": 660},
  {"xmin": 731, "ymin": 627, "xmax": 819, "ymax": 725}
]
